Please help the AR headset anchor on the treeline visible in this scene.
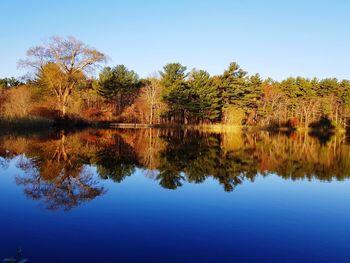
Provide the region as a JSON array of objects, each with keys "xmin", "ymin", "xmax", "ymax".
[{"xmin": 1, "ymin": 36, "xmax": 350, "ymax": 129}]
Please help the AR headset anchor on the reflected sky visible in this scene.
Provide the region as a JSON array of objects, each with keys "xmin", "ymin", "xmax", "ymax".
[{"xmin": 0, "ymin": 129, "xmax": 350, "ymax": 262}]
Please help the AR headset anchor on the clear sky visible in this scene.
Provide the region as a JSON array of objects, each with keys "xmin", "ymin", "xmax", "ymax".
[{"xmin": 1, "ymin": 0, "xmax": 349, "ymax": 80}]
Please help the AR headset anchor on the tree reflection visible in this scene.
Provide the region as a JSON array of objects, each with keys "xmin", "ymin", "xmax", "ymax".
[
  {"xmin": 0, "ymin": 128, "xmax": 349, "ymax": 210},
  {"xmin": 94, "ymin": 134, "xmax": 138, "ymax": 183},
  {"xmin": 13, "ymin": 131, "xmax": 105, "ymax": 211},
  {"xmin": 156, "ymin": 131, "xmax": 260, "ymax": 191},
  {"xmin": 16, "ymin": 165, "xmax": 104, "ymax": 211}
]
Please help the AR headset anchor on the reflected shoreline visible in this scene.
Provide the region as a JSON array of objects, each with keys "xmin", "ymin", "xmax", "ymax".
[{"xmin": 1, "ymin": 128, "xmax": 349, "ymax": 210}]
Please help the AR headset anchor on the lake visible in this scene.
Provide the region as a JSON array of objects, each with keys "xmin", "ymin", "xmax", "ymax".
[{"xmin": 0, "ymin": 128, "xmax": 349, "ymax": 262}]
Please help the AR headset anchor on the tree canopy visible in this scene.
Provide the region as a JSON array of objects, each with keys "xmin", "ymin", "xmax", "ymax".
[
  {"xmin": 0, "ymin": 36, "xmax": 347, "ymax": 130},
  {"xmin": 19, "ymin": 36, "xmax": 106, "ymax": 117}
]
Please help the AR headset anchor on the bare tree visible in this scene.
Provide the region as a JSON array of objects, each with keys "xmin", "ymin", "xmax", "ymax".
[
  {"xmin": 140, "ymin": 77, "xmax": 163, "ymax": 124},
  {"xmin": 19, "ymin": 36, "xmax": 107, "ymax": 117}
]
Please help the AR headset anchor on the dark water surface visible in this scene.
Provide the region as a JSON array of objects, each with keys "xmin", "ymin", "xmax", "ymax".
[{"xmin": 0, "ymin": 129, "xmax": 349, "ymax": 263}]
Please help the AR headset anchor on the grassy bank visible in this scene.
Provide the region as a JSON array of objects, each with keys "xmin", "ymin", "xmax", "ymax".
[
  {"xmin": 108, "ymin": 122, "xmax": 348, "ymax": 131},
  {"xmin": 0, "ymin": 116, "xmax": 98, "ymax": 135},
  {"xmin": 0, "ymin": 118, "xmax": 347, "ymax": 136},
  {"xmin": 0, "ymin": 117, "xmax": 54, "ymax": 137},
  {"xmin": 185, "ymin": 124, "xmax": 243, "ymax": 133},
  {"xmin": 108, "ymin": 123, "xmax": 245, "ymax": 133},
  {"xmin": 0, "ymin": 117, "xmax": 53, "ymax": 130}
]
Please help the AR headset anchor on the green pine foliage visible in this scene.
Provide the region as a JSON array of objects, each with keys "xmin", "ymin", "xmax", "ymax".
[{"xmin": 95, "ymin": 65, "xmax": 140, "ymax": 114}]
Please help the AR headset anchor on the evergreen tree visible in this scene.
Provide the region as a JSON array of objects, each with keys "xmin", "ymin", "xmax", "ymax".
[
  {"xmin": 243, "ymin": 74, "xmax": 263, "ymax": 124},
  {"xmin": 96, "ymin": 65, "xmax": 140, "ymax": 115},
  {"xmin": 188, "ymin": 69, "xmax": 221, "ymax": 122},
  {"xmin": 160, "ymin": 63, "xmax": 190, "ymax": 123},
  {"xmin": 0, "ymin": 77, "xmax": 23, "ymax": 88},
  {"xmin": 219, "ymin": 62, "xmax": 248, "ymax": 108}
]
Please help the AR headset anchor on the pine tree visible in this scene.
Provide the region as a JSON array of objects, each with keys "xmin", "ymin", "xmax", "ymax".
[
  {"xmin": 188, "ymin": 69, "xmax": 221, "ymax": 122},
  {"xmin": 96, "ymin": 65, "xmax": 139, "ymax": 115},
  {"xmin": 219, "ymin": 62, "xmax": 248, "ymax": 108},
  {"xmin": 160, "ymin": 63, "xmax": 190, "ymax": 123}
]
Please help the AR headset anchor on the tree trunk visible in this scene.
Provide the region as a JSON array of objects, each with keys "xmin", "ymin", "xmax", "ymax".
[
  {"xmin": 61, "ymin": 103, "xmax": 66, "ymax": 118},
  {"xmin": 58, "ymin": 96, "xmax": 66, "ymax": 118},
  {"xmin": 117, "ymin": 93, "xmax": 122, "ymax": 116},
  {"xmin": 335, "ymin": 105, "xmax": 338, "ymax": 126},
  {"xmin": 149, "ymin": 104, "xmax": 154, "ymax": 125}
]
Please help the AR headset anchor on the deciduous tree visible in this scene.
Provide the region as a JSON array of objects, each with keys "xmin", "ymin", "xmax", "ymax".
[{"xmin": 19, "ymin": 36, "xmax": 106, "ymax": 117}]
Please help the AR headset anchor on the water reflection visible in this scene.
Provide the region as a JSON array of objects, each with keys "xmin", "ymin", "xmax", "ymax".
[{"xmin": 0, "ymin": 129, "xmax": 349, "ymax": 210}]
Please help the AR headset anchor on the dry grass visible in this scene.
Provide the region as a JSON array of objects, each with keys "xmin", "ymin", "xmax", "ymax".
[
  {"xmin": 0, "ymin": 117, "xmax": 52, "ymax": 130},
  {"xmin": 187, "ymin": 124, "xmax": 243, "ymax": 134}
]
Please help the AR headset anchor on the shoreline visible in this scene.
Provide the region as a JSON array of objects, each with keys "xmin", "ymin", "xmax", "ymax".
[
  {"xmin": 0, "ymin": 117, "xmax": 347, "ymax": 134},
  {"xmin": 108, "ymin": 122, "xmax": 347, "ymax": 134}
]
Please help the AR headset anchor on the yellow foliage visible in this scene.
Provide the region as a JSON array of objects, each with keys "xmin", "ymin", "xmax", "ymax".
[
  {"xmin": 1, "ymin": 86, "xmax": 32, "ymax": 118},
  {"xmin": 223, "ymin": 106, "xmax": 245, "ymax": 125}
]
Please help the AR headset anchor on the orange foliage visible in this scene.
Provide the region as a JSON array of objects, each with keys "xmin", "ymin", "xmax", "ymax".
[{"xmin": 30, "ymin": 107, "xmax": 61, "ymax": 120}]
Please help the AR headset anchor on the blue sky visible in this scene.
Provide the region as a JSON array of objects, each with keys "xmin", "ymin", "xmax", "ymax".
[{"xmin": 1, "ymin": 0, "xmax": 349, "ymax": 80}]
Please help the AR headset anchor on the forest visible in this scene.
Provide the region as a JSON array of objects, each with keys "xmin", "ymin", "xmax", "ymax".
[{"xmin": 1, "ymin": 36, "xmax": 350, "ymax": 131}]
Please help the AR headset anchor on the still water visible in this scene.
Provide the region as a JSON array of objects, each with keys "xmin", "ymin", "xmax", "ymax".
[{"xmin": 0, "ymin": 128, "xmax": 349, "ymax": 262}]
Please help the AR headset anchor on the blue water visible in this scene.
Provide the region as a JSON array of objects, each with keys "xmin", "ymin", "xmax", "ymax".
[
  {"xmin": 1, "ymin": 158, "xmax": 350, "ymax": 262},
  {"xmin": 0, "ymin": 128, "xmax": 350, "ymax": 263}
]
